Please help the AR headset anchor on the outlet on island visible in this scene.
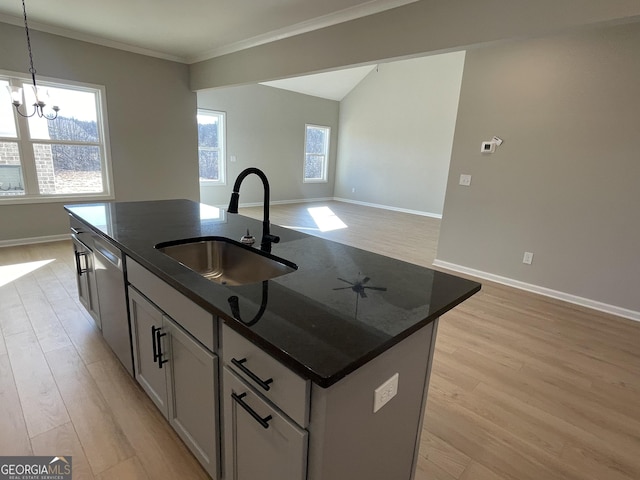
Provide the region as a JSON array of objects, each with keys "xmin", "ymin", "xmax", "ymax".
[{"xmin": 373, "ymin": 373, "xmax": 399, "ymax": 413}]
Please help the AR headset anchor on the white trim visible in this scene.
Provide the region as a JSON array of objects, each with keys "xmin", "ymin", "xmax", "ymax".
[
  {"xmin": 333, "ymin": 197, "xmax": 442, "ymax": 219},
  {"xmin": 209, "ymin": 197, "xmax": 335, "ymax": 210},
  {"xmin": 273, "ymin": 197, "xmax": 334, "ymax": 205},
  {"xmin": 0, "ymin": 70, "xmax": 114, "ymax": 204},
  {"xmin": 187, "ymin": 0, "xmax": 420, "ymax": 63},
  {"xmin": 304, "ymin": 124, "xmax": 330, "ymax": 183},
  {"xmin": 0, "ymin": 14, "xmax": 185, "ymax": 63},
  {"xmin": 0, "ymin": 193, "xmax": 115, "ymax": 205},
  {"xmin": 1, "ymin": 1, "xmax": 419, "ymax": 64},
  {"xmin": 0, "ymin": 234, "xmax": 69, "ymax": 248},
  {"xmin": 432, "ymin": 259, "xmax": 640, "ymax": 323},
  {"xmin": 197, "ymin": 109, "xmax": 227, "ymax": 186}
]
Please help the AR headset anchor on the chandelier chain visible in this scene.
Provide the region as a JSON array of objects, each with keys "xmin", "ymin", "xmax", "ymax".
[
  {"xmin": 21, "ymin": 0, "xmax": 37, "ymax": 85},
  {"xmin": 7, "ymin": 0, "xmax": 59, "ymax": 119}
]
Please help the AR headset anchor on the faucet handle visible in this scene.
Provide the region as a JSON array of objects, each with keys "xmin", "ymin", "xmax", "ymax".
[{"xmin": 264, "ymin": 234, "xmax": 280, "ymax": 244}]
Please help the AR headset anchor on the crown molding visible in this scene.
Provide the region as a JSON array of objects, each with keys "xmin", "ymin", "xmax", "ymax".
[
  {"xmin": 1, "ymin": 0, "xmax": 418, "ymax": 65},
  {"xmin": 0, "ymin": 13, "xmax": 187, "ymax": 63},
  {"xmin": 186, "ymin": 0, "xmax": 419, "ymax": 63}
]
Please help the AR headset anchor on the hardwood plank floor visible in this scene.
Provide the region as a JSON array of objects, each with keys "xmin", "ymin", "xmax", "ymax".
[{"xmin": 0, "ymin": 200, "xmax": 638, "ymax": 479}]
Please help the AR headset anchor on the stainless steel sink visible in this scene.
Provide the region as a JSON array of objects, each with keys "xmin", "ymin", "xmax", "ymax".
[{"xmin": 155, "ymin": 237, "xmax": 297, "ymax": 286}]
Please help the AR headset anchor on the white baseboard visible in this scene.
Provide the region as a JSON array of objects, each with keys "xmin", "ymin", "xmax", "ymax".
[
  {"xmin": 0, "ymin": 234, "xmax": 69, "ymax": 248},
  {"xmin": 333, "ymin": 197, "xmax": 442, "ymax": 219},
  {"xmin": 210, "ymin": 196, "xmax": 442, "ymax": 219},
  {"xmin": 273, "ymin": 197, "xmax": 335, "ymax": 206},
  {"xmin": 432, "ymin": 259, "xmax": 640, "ymax": 323},
  {"xmin": 211, "ymin": 197, "xmax": 335, "ymax": 209}
]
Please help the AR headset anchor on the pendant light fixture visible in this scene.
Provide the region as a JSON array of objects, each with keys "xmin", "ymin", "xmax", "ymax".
[{"xmin": 7, "ymin": 0, "xmax": 60, "ymax": 120}]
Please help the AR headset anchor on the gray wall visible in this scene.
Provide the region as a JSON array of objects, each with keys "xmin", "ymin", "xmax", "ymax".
[
  {"xmin": 334, "ymin": 52, "xmax": 465, "ymax": 216},
  {"xmin": 0, "ymin": 22, "xmax": 198, "ymax": 242},
  {"xmin": 197, "ymin": 84, "xmax": 338, "ymax": 207},
  {"xmin": 437, "ymin": 22, "xmax": 640, "ymax": 314},
  {"xmin": 191, "ymin": 0, "xmax": 640, "ymax": 89}
]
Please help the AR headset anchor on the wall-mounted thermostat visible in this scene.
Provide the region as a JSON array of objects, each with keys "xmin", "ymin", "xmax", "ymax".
[{"xmin": 481, "ymin": 141, "xmax": 496, "ymax": 153}]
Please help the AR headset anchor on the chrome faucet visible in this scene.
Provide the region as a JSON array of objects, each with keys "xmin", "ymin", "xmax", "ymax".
[{"xmin": 227, "ymin": 167, "xmax": 280, "ymax": 253}]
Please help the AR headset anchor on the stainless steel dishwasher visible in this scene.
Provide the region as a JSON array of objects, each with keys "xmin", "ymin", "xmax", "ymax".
[{"xmin": 93, "ymin": 236, "xmax": 133, "ymax": 376}]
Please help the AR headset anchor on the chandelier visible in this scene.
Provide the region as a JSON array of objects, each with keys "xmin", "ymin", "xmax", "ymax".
[{"xmin": 6, "ymin": 0, "xmax": 60, "ymax": 120}]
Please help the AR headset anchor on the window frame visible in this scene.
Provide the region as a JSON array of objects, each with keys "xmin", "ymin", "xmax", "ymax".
[
  {"xmin": 0, "ymin": 69, "xmax": 113, "ymax": 205},
  {"xmin": 197, "ymin": 109, "xmax": 226, "ymax": 186},
  {"xmin": 303, "ymin": 124, "xmax": 330, "ymax": 184}
]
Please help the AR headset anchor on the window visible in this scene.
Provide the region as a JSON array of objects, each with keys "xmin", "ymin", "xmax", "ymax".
[
  {"xmin": 0, "ymin": 71, "xmax": 112, "ymax": 203},
  {"xmin": 304, "ymin": 124, "xmax": 330, "ymax": 183},
  {"xmin": 197, "ymin": 109, "xmax": 225, "ymax": 185}
]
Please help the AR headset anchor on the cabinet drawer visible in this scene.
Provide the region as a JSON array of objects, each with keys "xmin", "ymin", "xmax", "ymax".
[
  {"xmin": 69, "ymin": 215, "xmax": 94, "ymax": 247},
  {"xmin": 126, "ymin": 257, "xmax": 216, "ymax": 352},
  {"xmin": 222, "ymin": 324, "xmax": 310, "ymax": 427}
]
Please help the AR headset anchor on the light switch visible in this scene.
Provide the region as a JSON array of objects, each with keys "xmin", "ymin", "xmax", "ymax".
[{"xmin": 459, "ymin": 174, "xmax": 472, "ymax": 186}]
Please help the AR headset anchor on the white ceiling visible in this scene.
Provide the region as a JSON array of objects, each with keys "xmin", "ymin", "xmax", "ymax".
[
  {"xmin": 261, "ymin": 65, "xmax": 377, "ymax": 101},
  {"xmin": 0, "ymin": 0, "xmax": 418, "ymax": 63}
]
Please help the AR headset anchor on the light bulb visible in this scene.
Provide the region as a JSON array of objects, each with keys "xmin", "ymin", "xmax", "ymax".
[
  {"xmin": 34, "ymin": 86, "xmax": 48, "ymax": 107},
  {"xmin": 7, "ymin": 85, "xmax": 23, "ymax": 106}
]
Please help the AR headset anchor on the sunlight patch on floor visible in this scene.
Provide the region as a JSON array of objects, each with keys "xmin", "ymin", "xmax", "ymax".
[
  {"xmin": 0, "ymin": 259, "xmax": 55, "ymax": 287},
  {"xmin": 307, "ymin": 206, "xmax": 348, "ymax": 232},
  {"xmin": 281, "ymin": 225, "xmax": 321, "ymax": 232}
]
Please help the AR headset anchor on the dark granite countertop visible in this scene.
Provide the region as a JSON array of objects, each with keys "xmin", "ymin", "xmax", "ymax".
[{"xmin": 65, "ymin": 199, "xmax": 480, "ymax": 387}]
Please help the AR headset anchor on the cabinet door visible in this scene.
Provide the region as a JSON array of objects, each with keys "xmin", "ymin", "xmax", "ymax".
[
  {"xmin": 73, "ymin": 238, "xmax": 100, "ymax": 327},
  {"xmin": 164, "ymin": 317, "xmax": 218, "ymax": 479},
  {"xmin": 129, "ymin": 287, "xmax": 169, "ymax": 417},
  {"xmin": 223, "ymin": 367, "xmax": 308, "ymax": 480},
  {"xmin": 73, "ymin": 241, "xmax": 90, "ymax": 311},
  {"xmin": 86, "ymin": 250, "xmax": 101, "ymax": 327}
]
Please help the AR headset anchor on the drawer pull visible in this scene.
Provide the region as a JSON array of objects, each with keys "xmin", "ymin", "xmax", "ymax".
[
  {"xmin": 152, "ymin": 326, "xmax": 169, "ymax": 368},
  {"xmin": 232, "ymin": 392, "xmax": 272, "ymax": 429},
  {"xmin": 231, "ymin": 357, "xmax": 273, "ymax": 391}
]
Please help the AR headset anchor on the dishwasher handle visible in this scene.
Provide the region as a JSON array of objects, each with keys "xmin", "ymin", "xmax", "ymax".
[{"xmin": 93, "ymin": 239, "xmax": 122, "ymax": 270}]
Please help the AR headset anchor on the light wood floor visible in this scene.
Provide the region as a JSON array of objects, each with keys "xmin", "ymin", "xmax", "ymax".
[{"xmin": 0, "ymin": 200, "xmax": 639, "ymax": 480}]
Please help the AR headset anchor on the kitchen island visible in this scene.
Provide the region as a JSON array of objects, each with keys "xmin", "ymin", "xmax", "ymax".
[{"xmin": 65, "ymin": 199, "xmax": 480, "ymax": 480}]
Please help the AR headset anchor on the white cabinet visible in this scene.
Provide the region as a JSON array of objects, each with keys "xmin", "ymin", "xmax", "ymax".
[
  {"xmin": 165, "ymin": 315, "xmax": 217, "ymax": 473},
  {"xmin": 128, "ymin": 287, "xmax": 170, "ymax": 415},
  {"xmin": 222, "ymin": 367, "xmax": 308, "ymax": 480},
  {"xmin": 221, "ymin": 324, "xmax": 309, "ymax": 480},
  {"xmin": 128, "ymin": 285, "xmax": 218, "ymax": 479}
]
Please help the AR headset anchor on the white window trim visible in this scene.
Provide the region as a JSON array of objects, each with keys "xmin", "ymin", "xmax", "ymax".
[
  {"xmin": 303, "ymin": 123, "xmax": 330, "ymax": 184},
  {"xmin": 198, "ymin": 109, "xmax": 226, "ymax": 186},
  {"xmin": 0, "ymin": 69, "xmax": 114, "ymax": 205}
]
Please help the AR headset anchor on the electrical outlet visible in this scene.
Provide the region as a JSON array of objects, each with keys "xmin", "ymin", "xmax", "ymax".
[
  {"xmin": 523, "ymin": 252, "xmax": 534, "ymax": 265},
  {"xmin": 373, "ymin": 373, "xmax": 399, "ymax": 413},
  {"xmin": 352, "ymin": 187, "xmax": 356, "ymax": 193}
]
